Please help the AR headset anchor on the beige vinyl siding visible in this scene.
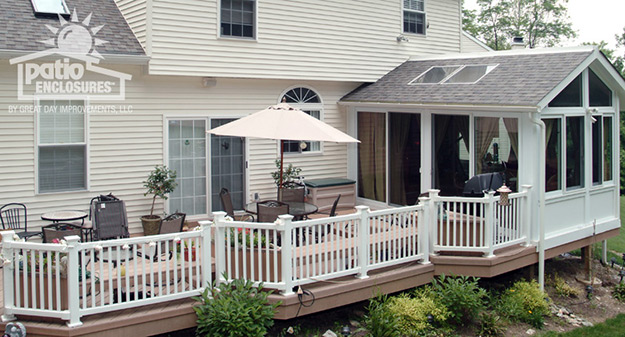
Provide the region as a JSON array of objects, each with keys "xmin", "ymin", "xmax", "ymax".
[
  {"xmin": 146, "ymin": 0, "xmax": 462, "ymax": 81},
  {"xmin": 0, "ymin": 64, "xmax": 357, "ymax": 235},
  {"xmin": 114, "ymin": 0, "xmax": 148, "ymax": 50},
  {"xmin": 461, "ymin": 32, "xmax": 492, "ymax": 53}
]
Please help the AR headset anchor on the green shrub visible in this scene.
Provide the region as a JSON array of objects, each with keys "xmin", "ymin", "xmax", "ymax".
[
  {"xmin": 549, "ymin": 273, "xmax": 580, "ymax": 298},
  {"xmin": 193, "ymin": 278, "xmax": 280, "ymax": 337},
  {"xmin": 497, "ymin": 280, "xmax": 550, "ymax": 329},
  {"xmin": 361, "ymin": 294, "xmax": 401, "ymax": 337},
  {"xmin": 431, "ymin": 274, "xmax": 486, "ymax": 325},
  {"xmin": 385, "ymin": 293, "xmax": 450, "ymax": 336},
  {"xmin": 613, "ymin": 282, "xmax": 625, "ymax": 301},
  {"xmin": 477, "ymin": 312, "xmax": 506, "ymax": 337}
]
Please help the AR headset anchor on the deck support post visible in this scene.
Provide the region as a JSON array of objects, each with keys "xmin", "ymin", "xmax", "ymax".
[
  {"xmin": 213, "ymin": 212, "xmax": 227, "ymax": 286},
  {"xmin": 483, "ymin": 191, "xmax": 496, "ymax": 258},
  {"xmin": 521, "ymin": 185, "xmax": 533, "ymax": 247},
  {"xmin": 279, "ymin": 214, "xmax": 294, "ymax": 295},
  {"xmin": 201, "ymin": 222, "xmax": 213, "ymax": 288},
  {"xmin": 1, "ymin": 231, "xmax": 17, "ymax": 323},
  {"xmin": 601, "ymin": 240, "xmax": 608, "ymax": 265},
  {"xmin": 418, "ymin": 196, "xmax": 430, "ymax": 264},
  {"xmin": 428, "ymin": 190, "xmax": 440, "ymax": 255},
  {"xmin": 66, "ymin": 235, "xmax": 83, "ymax": 328},
  {"xmin": 355, "ymin": 205, "xmax": 370, "ymax": 279}
]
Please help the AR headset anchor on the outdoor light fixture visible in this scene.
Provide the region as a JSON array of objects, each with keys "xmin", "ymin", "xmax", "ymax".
[
  {"xmin": 611, "ymin": 257, "xmax": 617, "ymax": 268},
  {"xmin": 341, "ymin": 326, "xmax": 351, "ymax": 336},
  {"xmin": 299, "ymin": 141, "xmax": 307, "ymax": 150},
  {"xmin": 585, "ymin": 285, "xmax": 594, "ymax": 299},
  {"xmin": 619, "ymin": 270, "xmax": 625, "ymax": 283},
  {"xmin": 497, "ymin": 184, "xmax": 512, "ymax": 206},
  {"xmin": 396, "ymin": 34, "xmax": 409, "ymax": 42}
]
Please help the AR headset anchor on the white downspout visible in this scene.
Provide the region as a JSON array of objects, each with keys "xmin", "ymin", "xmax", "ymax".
[{"xmin": 529, "ymin": 111, "xmax": 546, "ymax": 291}]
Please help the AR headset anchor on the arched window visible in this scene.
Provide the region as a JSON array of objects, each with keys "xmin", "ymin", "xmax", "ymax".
[{"xmin": 280, "ymin": 87, "xmax": 323, "ymax": 153}]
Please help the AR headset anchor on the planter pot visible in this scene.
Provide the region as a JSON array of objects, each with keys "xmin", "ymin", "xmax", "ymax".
[
  {"xmin": 16, "ymin": 273, "xmax": 68, "ymax": 310},
  {"xmin": 141, "ymin": 215, "xmax": 161, "ymax": 236},
  {"xmin": 183, "ymin": 247, "xmax": 196, "ymax": 262}
]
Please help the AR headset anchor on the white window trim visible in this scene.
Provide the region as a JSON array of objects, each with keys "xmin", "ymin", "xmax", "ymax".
[
  {"xmin": 35, "ymin": 98, "xmax": 90, "ymax": 194},
  {"xmin": 278, "ymin": 85, "xmax": 325, "ymax": 155},
  {"xmin": 217, "ymin": 0, "xmax": 258, "ymax": 41},
  {"xmin": 402, "ymin": 0, "xmax": 427, "ymax": 36}
]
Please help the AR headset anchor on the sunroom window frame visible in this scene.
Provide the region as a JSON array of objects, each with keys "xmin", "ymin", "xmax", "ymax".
[{"xmin": 35, "ymin": 98, "xmax": 89, "ymax": 194}]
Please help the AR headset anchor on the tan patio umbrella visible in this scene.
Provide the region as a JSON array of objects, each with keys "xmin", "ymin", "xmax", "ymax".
[{"xmin": 207, "ymin": 102, "xmax": 359, "ymax": 189}]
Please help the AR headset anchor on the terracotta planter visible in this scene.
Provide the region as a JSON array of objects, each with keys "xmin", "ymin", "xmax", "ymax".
[
  {"xmin": 16, "ymin": 273, "xmax": 68, "ymax": 310},
  {"xmin": 141, "ymin": 215, "xmax": 161, "ymax": 236},
  {"xmin": 183, "ymin": 247, "xmax": 196, "ymax": 262}
]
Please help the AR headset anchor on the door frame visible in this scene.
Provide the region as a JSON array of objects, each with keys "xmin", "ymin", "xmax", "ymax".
[{"xmin": 163, "ymin": 115, "xmax": 250, "ymax": 219}]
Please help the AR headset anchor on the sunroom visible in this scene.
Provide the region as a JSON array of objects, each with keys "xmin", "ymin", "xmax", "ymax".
[{"xmin": 340, "ymin": 46, "xmax": 624, "ymax": 252}]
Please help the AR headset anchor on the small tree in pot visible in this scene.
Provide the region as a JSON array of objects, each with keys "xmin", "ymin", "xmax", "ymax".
[{"xmin": 141, "ymin": 165, "xmax": 177, "ymax": 235}]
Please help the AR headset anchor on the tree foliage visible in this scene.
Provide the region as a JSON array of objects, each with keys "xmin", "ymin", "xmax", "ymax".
[{"xmin": 463, "ymin": 0, "xmax": 576, "ymax": 50}]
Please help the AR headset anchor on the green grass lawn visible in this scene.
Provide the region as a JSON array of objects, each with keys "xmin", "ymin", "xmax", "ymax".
[
  {"xmin": 540, "ymin": 314, "xmax": 625, "ymax": 336},
  {"xmin": 570, "ymin": 196, "xmax": 625, "ymax": 265}
]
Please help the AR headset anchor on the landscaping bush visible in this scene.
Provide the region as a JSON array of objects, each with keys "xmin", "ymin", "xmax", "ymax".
[
  {"xmin": 361, "ymin": 294, "xmax": 401, "ymax": 337},
  {"xmin": 477, "ymin": 312, "xmax": 506, "ymax": 337},
  {"xmin": 430, "ymin": 274, "xmax": 486, "ymax": 325},
  {"xmin": 613, "ymin": 282, "xmax": 625, "ymax": 301},
  {"xmin": 497, "ymin": 280, "xmax": 550, "ymax": 328},
  {"xmin": 549, "ymin": 273, "xmax": 580, "ymax": 298},
  {"xmin": 193, "ymin": 278, "xmax": 280, "ymax": 337},
  {"xmin": 385, "ymin": 293, "xmax": 450, "ymax": 336}
]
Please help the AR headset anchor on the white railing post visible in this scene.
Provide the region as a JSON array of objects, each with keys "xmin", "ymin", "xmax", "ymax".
[
  {"xmin": 355, "ymin": 205, "xmax": 370, "ymax": 279},
  {"xmin": 484, "ymin": 191, "xmax": 496, "ymax": 257},
  {"xmin": 428, "ymin": 190, "xmax": 440, "ymax": 255},
  {"xmin": 278, "ymin": 214, "xmax": 294, "ymax": 295},
  {"xmin": 521, "ymin": 185, "xmax": 533, "ymax": 247},
  {"xmin": 65, "ymin": 235, "xmax": 82, "ymax": 328},
  {"xmin": 212, "ymin": 212, "xmax": 227, "ymax": 285},
  {"xmin": 417, "ymin": 197, "xmax": 431, "ymax": 264},
  {"xmin": 200, "ymin": 221, "xmax": 213, "ymax": 288},
  {"xmin": 1, "ymin": 231, "xmax": 17, "ymax": 322}
]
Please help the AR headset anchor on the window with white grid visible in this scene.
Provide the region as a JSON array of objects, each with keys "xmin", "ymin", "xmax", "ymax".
[
  {"xmin": 280, "ymin": 87, "xmax": 323, "ymax": 154},
  {"xmin": 403, "ymin": 0, "xmax": 426, "ymax": 35},
  {"xmin": 38, "ymin": 100, "xmax": 87, "ymax": 193}
]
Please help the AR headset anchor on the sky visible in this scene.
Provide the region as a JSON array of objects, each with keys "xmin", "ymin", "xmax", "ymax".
[{"xmin": 463, "ymin": 0, "xmax": 625, "ymax": 52}]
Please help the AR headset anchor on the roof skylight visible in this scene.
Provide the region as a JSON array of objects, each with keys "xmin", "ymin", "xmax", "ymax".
[
  {"xmin": 410, "ymin": 64, "xmax": 498, "ymax": 85},
  {"xmin": 31, "ymin": 0, "xmax": 70, "ymax": 15}
]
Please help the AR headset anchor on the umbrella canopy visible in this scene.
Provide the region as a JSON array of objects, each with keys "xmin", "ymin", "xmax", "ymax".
[{"xmin": 208, "ymin": 102, "xmax": 359, "ymax": 188}]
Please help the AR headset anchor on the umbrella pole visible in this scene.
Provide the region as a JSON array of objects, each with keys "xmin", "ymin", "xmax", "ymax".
[{"xmin": 279, "ymin": 140, "xmax": 284, "ymax": 191}]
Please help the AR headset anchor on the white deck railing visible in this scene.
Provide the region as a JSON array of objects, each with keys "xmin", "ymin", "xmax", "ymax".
[
  {"xmin": 428, "ymin": 186, "xmax": 532, "ymax": 256},
  {"xmin": 1, "ymin": 228, "xmax": 212, "ymax": 327},
  {"xmin": 212, "ymin": 204, "xmax": 427, "ymax": 295},
  {"xmin": 1, "ymin": 187, "xmax": 532, "ymax": 326}
]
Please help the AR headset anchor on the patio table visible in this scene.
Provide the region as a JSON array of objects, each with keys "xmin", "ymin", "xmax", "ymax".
[
  {"xmin": 245, "ymin": 201, "xmax": 318, "ymax": 220},
  {"xmin": 41, "ymin": 210, "xmax": 90, "ymax": 240}
]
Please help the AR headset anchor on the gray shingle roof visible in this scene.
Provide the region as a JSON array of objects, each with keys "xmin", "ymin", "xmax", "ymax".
[
  {"xmin": 0, "ymin": 0, "xmax": 144, "ymax": 56},
  {"xmin": 341, "ymin": 50, "xmax": 594, "ymax": 107}
]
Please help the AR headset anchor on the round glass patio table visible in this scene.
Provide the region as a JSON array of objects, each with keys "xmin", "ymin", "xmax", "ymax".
[
  {"xmin": 245, "ymin": 201, "xmax": 318, "ymax": 219},
  {"xmin": 41, "ymin": 210, "xmax": 88, "ymax": 224}
]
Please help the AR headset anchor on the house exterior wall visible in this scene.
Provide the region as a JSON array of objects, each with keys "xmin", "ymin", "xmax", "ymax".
[
  {"xmin": 0, "ymin": 62, "xmax": 359, "ymax": 235},
  {"xmin": 461, "ymin": 31, "xmax": 492, "ymax": 53},
  {"xmin": 115, "ymin": 0, "xmax": 462, "ymax": 81}
]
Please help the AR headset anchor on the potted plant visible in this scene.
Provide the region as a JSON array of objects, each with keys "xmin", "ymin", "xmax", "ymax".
[
  {"xmin": 142, "ymin": 165, "xmax": 177, "ymax": 235},
  {"xmin": 270, "ymin": 158, "xmax": 301, "ymax": 187}
]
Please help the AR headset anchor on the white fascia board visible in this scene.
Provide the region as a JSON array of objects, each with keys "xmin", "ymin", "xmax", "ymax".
[
  {"xmin": 409, "ymin": 45, "xmax": 595, "ymax": 62},
  {"xmin": 338, "ymin": 100, "xmax": 539, "ymax": 113}
]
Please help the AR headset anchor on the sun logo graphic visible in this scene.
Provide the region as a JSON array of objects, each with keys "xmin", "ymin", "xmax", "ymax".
[{"xmin": 10, "ymin": 10, "xmax": 132, "ymax": 101}]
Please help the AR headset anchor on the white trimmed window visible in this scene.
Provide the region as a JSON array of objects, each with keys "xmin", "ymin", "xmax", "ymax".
[
  {"xmin": 403, "ymin": 0, "xmax": 426, "ymax": 35},
  {"xmin": 220, "ymin": 0, "xmax": 256, "ymax": 38},
  {"xmin": 281, "ymin": 87, "xmax": 322, "ymax": 154},
  {"xmin": 38, "ymin": 100, "xmax": 87, "ymax": 193}
]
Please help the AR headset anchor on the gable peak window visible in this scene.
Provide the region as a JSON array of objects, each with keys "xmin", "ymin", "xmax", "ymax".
[
  {"xmin": 403, "ymin": 0, "xmax": 426, "ymax": 35},
  {"xmin": 281, "ymin": 87, "xmax": 322, "ymax": 153},
  {"xmin": 221, "ymin": 0, "xmax": 256, "ymax": 38}
]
